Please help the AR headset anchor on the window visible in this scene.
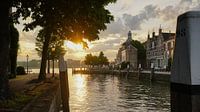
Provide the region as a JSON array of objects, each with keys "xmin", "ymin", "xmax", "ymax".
[{"xmin": 171, "ymin": 41, "xmax": 173, "ymax": 48}]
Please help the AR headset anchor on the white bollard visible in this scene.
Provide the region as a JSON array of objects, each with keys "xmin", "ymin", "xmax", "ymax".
[{"xmin": 171, "ymin": 11, "xmax": 200, "ymax": 112}]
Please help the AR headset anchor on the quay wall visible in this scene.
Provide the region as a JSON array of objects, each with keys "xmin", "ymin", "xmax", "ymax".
[{"xmin": 73, "ymin": 68, "xmax": 171, "ymax": 82}]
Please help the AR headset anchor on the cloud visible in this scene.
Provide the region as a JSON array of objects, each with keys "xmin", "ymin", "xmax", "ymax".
[
  {"xmin": 158, "ymin": 0, "xmax": 193, "ymax": 21},
  {"xmin": 122, "ymin": 0, "xmax": 200, "ymax": 31},
  {"xmin": 99, "ymin": 18, "xmax": 130, "ymax": 38},
  {"xmin": 123, "ymin": 5, "xmax": 158, "ymax": 30}
]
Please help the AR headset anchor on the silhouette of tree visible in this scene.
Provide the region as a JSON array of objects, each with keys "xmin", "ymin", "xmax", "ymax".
[
  {"xmin": 84, "ymin": 54, "xmax": 93, "ymax": 67},
  {"xmin": 13, "ymin": 0, "xmax": 116, "ymax": 80},
  {"xmin": 35, "ymin": 28, "xmax": 66, "ymax": 74},
  {"xmin": 0, "ymin": 1, "xmax": 12, "ymax": 99},
  {"xmin": 9, "ymin": 23, "xmax": 19, "ymax": 78},
  {"xmin": 98, "ymin": 51, "xmax": 109, "ymax": 67},
  {"xmin": 84, "ymin": 52, "xmax": 109, "ymax": 67},
  {"xmin": 0, "ymin": 0, "xmax": 116, "ymax": 99}
]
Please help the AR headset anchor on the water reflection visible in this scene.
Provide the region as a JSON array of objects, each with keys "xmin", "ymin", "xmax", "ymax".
[{"xmin": 68, "ymin": 69, "xmax": 170, "ymax": 112}]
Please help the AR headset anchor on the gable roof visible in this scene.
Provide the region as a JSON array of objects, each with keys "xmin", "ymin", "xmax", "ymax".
[{"xmin": 162, "ymin": 33, "xmax": 175, "ymax": 41}]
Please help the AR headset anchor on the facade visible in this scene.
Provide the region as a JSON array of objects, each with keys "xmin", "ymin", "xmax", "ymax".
[
  {"xmin": 145, "ymin": 28, "xmax": 175, "ymax": 69},
  {"xmin": 115, "ymin": 31, "xmax": 138, "ymax": 69},
  {"xmin": 163, "ymin": 35, "xmax": 175, "ymax": 68}
]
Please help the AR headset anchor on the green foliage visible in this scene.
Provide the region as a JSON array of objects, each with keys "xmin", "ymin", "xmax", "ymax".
[
  {"xmin": 84, "ymin": 54, "xmax": 93, "ymax": 65},
  {"xmin": 35, "ymin": 29, "xmax": 66, "ymax": 60},
  {"xmin": 9, "ymin": 23, "xmax": 19, "ymax": 78},
  {"xmin": 16, "ymin": 66, "xmax": 26, "ymax": 75},
  {"xmin": 13, "ymin": 0, "xmax": 116, "ymax": 79},
  {"xmin": 0, "ymin": 93, "xmax": 32, "ymax": 110},
  {"xmin": 120, "ymin": 61, "xmax": 130, "ymax": 70},
  {"xmin": 84, "ymin": 51, "xmax": 109, "ymax": 67},
  {"xmin": 14, "ymin": 0, "xmax": 117, "ymax": 45},
  {"xmin": 98, "ymin": 51, "xmax": 109, "ymax": 66},
  {"xmin": 131, "ymin": 40, "xmax": 146, "ymax": 67}
]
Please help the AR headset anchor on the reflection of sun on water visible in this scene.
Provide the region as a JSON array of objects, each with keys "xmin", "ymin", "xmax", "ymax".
[{"xmin": 73, "ymin": 75, "xmax": 87, "ymax": 102}]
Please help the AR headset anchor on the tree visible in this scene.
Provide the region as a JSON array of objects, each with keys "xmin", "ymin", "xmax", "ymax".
[
  {"xmin": 84, "ymin": 54, "xmax": 93, "ymax": 67},
  {"xmin": 35, "ymin": 28, "xmax": 66, "ymax": 75},
  {"xmin": 0, "ymin": 1, "xmax": 11, "ymax": 100},
  {"xmin": 9, "ymin": 23, "xmax": 19, "ymax": 78},
  {"xmin": 14, "ymin": 0, "xmax": 117, "ymax": 80},
  {"xmin": 91, "ymin": 56, "xmax": 99, "ymax": 67},
  {"xmin": 131, "ymin": 40, "xmax": 146, "ymax": 68},
  {"xmin": 98, "ymin": 51, "xmax": 109, "ymax": 67},
  {"xmin": 84, "ymin": 52, "xmax": 109, "ymax": 67}
]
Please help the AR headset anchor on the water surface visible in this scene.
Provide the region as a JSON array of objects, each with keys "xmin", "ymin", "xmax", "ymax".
[{"xmin": 68, "ymin": 69, "xmax": 170, "ymax": 112}]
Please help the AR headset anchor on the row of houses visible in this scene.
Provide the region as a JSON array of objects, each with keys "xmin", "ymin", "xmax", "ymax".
[
  {"xmin": 145, "ymin": 27, "xmax": 175, "ymax": 69},
  {"xmin": 115, "ymin": 27, "xmax": 176, "ymax": 70}
]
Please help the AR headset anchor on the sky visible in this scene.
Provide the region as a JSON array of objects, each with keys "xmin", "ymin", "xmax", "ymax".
[{"xmin": 16, "ymin": 0, "xmax": 200, "ymax": 62}]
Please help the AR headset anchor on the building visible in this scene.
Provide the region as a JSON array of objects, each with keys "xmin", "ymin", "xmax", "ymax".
[
  {"xmin": 163, "ymin": 34, "xmax": 175, "ymax": 69},
  {"xmin": 115, "ymin": 31, "xmax": 138, "ymax": 69},
  {"xmin": 145, "ymin": 27, "xmax": 175, "ymax": 69}
]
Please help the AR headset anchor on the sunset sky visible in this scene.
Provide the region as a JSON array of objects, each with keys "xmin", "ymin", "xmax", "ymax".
[{"xmin": 16, "ymin": 0, "xmax": 200, "ymax": 61}]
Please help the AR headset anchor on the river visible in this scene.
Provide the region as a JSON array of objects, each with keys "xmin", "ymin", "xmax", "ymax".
[
  {"xmin": 67, "ymin": 69, "xmax": 170, "ymax": 112},
  {"xmin": 31, "ymin": 68, "xmax": 170, "ymax": 111}
]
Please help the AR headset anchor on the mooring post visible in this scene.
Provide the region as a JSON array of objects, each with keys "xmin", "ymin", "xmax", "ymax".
[
  {"xmin": 59, "ymin": 55, "xmax": 70, "ymax": 112},
  {"xmin": 138, "ymin": 64, "xmax": 141, "ymax": 79},
  {"xmin": 150, "ymin": 63, "xmax": 154, "ymax": 81},
  {"xmin": 119, "ymin": 65, "xmax": 121, "ymax": 75},
  {"xmin": 171, "ymin": 11, "xmax": 200, "ymax": 112}
]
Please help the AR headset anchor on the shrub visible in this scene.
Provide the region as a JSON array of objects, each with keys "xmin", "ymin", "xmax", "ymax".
[{"xmin": 16, "ymin": 66, "xmax": 26, "ymax": 75}]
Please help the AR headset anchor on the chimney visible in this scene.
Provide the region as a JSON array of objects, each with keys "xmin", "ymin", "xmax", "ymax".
[
  {"xmin": 152, "ymin": 32, "xmax": 155, "ymax": 37},
  {"xmin": 148, "ymin": 33, "xmax": 150, "ymax": 39},
  {"xmin": 159, "ymin": 25, "xmax": 162, "ymax": 34}
]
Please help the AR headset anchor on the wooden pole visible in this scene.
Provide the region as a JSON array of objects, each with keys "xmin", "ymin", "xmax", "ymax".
[{"xmin": 59, "ymin": 56, "xmax": 70, "ymax": 112}]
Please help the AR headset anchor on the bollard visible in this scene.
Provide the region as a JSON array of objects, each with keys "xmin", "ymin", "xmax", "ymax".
[
  {"xmin": 59, "ymin": 56, "xmax": 70, "ymax": 112},
  {"xmin": 138, "ymin": 64, "xmax": 141, "ymax": 79},
  {"xmin": 171, "ymin": 11, "xmax": 200, "ymax": 112},
  {"xmin": 150, "ymin": 63, "xmax": 154, "ymax": 81}
]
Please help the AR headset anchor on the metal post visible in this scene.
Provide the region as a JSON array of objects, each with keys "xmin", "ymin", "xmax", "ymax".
[{"xmin": 26, "ymin": 55, "xmax": 29, "ymax": 74}]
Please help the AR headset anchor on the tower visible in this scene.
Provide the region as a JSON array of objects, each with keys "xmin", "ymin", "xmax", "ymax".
[{"xmin": 127, "ymin": 31, "xmax": 132, "ymax": 42}]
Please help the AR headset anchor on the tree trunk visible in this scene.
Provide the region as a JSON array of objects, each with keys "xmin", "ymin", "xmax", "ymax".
[
  {"xmin": 10, "ymin": 24, "xmax": 19, "ymax": 78},
  {"xmin": 10, "ymin": 52, "xmax": 17, "ymax": 78},
  {"xmin": 0, "ymin": 1, "xmax": 10, "ymax": 100},
  {"xmin": 47, "ymin": 58, "xmax": 50, "ymax": 74},
  {"xmin": 38, "ymin": 31, "xmax": 51, "ymax": 80},
  {"xmin": 52, "ymin": 59, "xmax": 54, "ymax": 77}
]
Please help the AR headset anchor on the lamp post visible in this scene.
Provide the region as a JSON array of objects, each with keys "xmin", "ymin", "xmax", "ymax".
[
  {"xmin": 26, "ymin": 55, "xmax": 29, "ymax": 74},
  {"xmin": 52, "ymin": 47, "xmax": 55, "ymax": 77}
]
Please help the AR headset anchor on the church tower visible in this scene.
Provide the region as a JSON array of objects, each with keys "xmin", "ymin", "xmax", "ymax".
[{"xmin": 127, "ymin": 31, "xmax": 132, "ymax": 42}]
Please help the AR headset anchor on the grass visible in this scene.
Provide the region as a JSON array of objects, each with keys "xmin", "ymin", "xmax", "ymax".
[
  {"xmin": 0, "ymin": 77, "xmax": 58, "ymax": 111},
  {"xmin": 0, "ymin": 93, "xmax": 33, "ymax": 110}
]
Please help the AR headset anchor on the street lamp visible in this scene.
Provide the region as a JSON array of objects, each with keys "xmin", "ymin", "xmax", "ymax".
[
  {"xmin": 26, "ymin": 54, "xmax": 29, "ymax": 74},
  {"xmin": 52, "ymin": 47, "xmax": 55, "ymax": 77}
]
